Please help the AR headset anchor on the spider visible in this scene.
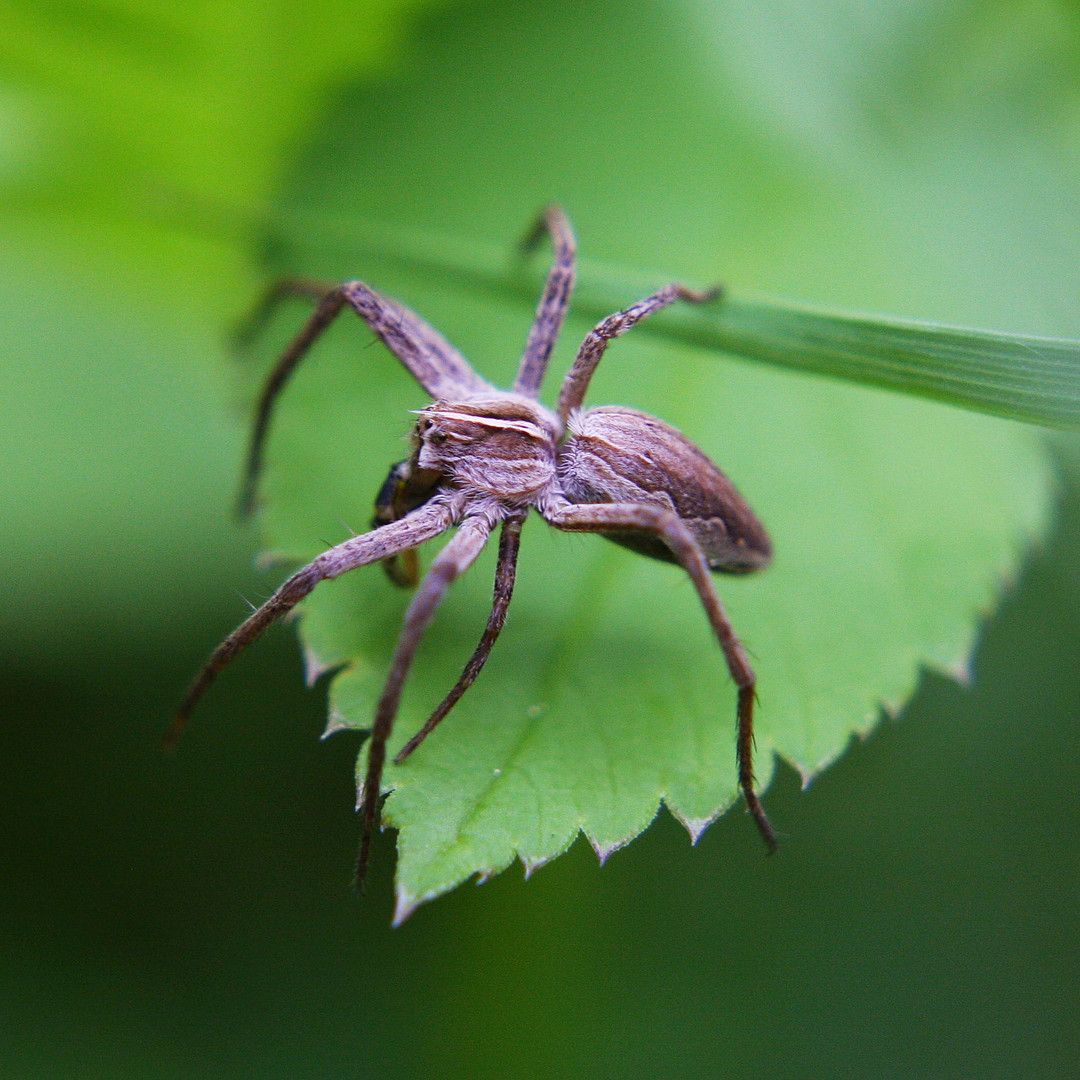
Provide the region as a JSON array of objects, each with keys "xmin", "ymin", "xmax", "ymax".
[{"xmin": 169, "ymin": 206, "xmax": 776, "ymax": 893}]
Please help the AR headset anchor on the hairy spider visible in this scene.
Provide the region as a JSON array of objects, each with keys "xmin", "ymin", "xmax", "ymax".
[{"xmin": 169, "ymin": 206, "xmax": 776, "ymax": 893}]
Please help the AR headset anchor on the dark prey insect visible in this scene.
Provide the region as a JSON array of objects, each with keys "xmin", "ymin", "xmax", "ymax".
[{"xmin": 167, "ymin": 206, "xmax": 776, "ymax": 894}]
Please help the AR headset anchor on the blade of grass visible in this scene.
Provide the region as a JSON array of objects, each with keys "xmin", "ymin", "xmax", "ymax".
[{"xmin": 273, "ymin": 211, "xmax": 1080, "ymax": 430}]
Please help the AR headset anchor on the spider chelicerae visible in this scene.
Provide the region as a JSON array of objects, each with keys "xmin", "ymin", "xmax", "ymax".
[{"xmin": 169, "ymin": 206, "xmax": 776, "ymax": 892}]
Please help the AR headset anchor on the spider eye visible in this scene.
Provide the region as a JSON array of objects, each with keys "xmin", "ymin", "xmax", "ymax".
[{"xmin": 429, "ymin": 430, "xmax": 449, "ymax": 445}]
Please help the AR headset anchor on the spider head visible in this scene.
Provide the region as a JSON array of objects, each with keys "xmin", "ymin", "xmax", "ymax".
[{"xmin": 415, "ymin": 396, "xmax": 559, "ymax": 500}]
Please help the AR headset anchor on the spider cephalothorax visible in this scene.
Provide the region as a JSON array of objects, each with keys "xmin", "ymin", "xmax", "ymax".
[
  {"xmin": 414, "ymin": 397, "xmax": 561, "ymax": 498},
  {"xmin": 170, "ymin": 206, "xmax": 775, "ymax": 893}
]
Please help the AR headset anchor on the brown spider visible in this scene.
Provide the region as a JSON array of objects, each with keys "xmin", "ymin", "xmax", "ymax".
[{"xmin": 169, "ymin": 206, "xmax": 776, "ymax": 893}]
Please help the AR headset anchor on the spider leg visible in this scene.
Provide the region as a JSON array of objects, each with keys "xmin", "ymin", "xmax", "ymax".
[
  {"xmin": 237, "ymin": 281, "xmax": 491, "ymax": 517},
  {"xmin": 513, "ymin": 205, "xmax": 577, "ymax": 399},
  {"xmin": 555, "ymin": 282, "xmax": 721, "ymax": 423},
  {"xmin": 165, "ymin": 502, "xmax": 454, "ymax": 749},
  {"xmin": 394, "ymin": 509, "xmax": 525, "ymax": 765},
  {"xmin": 356, "ymin": 514, "xmax": 496, "ymax": 895},
  {"xmin": 541, "ymin": 499, "xmax": 777, "ymax": 853}
]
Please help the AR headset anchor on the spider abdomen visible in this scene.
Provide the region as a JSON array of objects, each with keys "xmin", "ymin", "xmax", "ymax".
[{"xmin": 558, "ymin": 405, "xmax": 771, "ymax": 574}]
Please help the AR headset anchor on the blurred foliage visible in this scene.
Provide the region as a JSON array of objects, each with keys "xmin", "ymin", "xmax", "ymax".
[
  {"xmin": 0, "ymin": 0, "xmax": 443, "ymax": 214},
  {"xmin": 0, "ymin": 0, "xmax": 444, "ymax": 650},
  {"xmin": 1, "ymin": 0, "xmax": 1078, "ymax": 1076}
]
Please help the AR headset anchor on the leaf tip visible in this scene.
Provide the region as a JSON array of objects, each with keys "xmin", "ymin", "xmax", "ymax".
[
  {"xmin": 321, "ymin": 708, "xmax": 351, "ymax": 740},
  {"xmin": 304, "ymin": 645, "xmax": 334, "ymax": 687},
  {"xmin": 520, "ymin": 852, "xmax": 554, "ymax": 880},
  {"xmin": 588, "ymin": 835, "xmax": 629, "ymax": 867},
  {"xmin": 942, "ymin": 652, "xmax": 975, "ymax": 689},
  {"xmin": 670, "ymin": 806, "xmax": 720, "ymax": 846},
  {"xmin": 793, "ymin": 760, "xmax": 821, "ymax": 792},
  {"xmin": 392, "ymin": 888, "xmax": 420, "ymax": 927},
  {"xmin": 879, "ymin": 698, "xmax": 902, "ymax": 722}
]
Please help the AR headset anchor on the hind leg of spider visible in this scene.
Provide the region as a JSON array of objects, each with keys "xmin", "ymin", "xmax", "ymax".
[
  {"xmin": 556, "ymin": 282, "xmax": 722, "ymax": 422},
  {"xmin": 356, "ymin": 515, "xmax": 496, "ymax": 895},
  {"xmin": 394, "ymin": 510, "xmax": 525, "ymax": 765},
  {"xmin": 541, "ymin": 499, "xmax": 777, "ymax": 853},
  {"xmin": 165, "ymin": 503, "xmax": 455, "ymax": 749}
]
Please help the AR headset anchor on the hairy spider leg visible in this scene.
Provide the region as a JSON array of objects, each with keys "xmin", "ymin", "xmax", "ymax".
[
  {"xmin": 164, "ymin": 503, "xmax": 454, "ymax": 750},
  {"xmin": 556, "ymin": 283, "xmax": 721, "ymax": 423},
  {"xmin": 513, "ymin": 205, "xmax": 577, "ymax": 399},
  {"xmin": 541, "ymin": 499, "xmax": 777, "ymax": 853},
  {"xmin": 236, "ymin": 281, "xmax": 490, "ymax": 516},
  {"xmin": 394, "ymin": 509, "xmax": 526, "ymax": 766},
  {"xmin": 357, "ymin": 514, "xmax": 496, "ymax": 894}
]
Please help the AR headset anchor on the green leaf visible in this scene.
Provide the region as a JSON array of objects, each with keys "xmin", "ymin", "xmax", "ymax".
[{"xmin": 240, "ymin": 0, "xmax": 1060, "ymax": 917}]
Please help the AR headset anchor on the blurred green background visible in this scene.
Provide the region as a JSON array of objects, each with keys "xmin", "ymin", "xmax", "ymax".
[{"xmin": 2, "ymin": 0, "xmax": 1079, "ymax": 1076}]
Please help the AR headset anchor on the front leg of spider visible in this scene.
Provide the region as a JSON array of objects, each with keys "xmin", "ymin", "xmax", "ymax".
[
  {"xmin": 169, "ymin": 260, "xmax": 495, "ymax": 745},
  {"xmin": 166, "ymin": 503, "xmax": 457, "ymax": 749}
]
